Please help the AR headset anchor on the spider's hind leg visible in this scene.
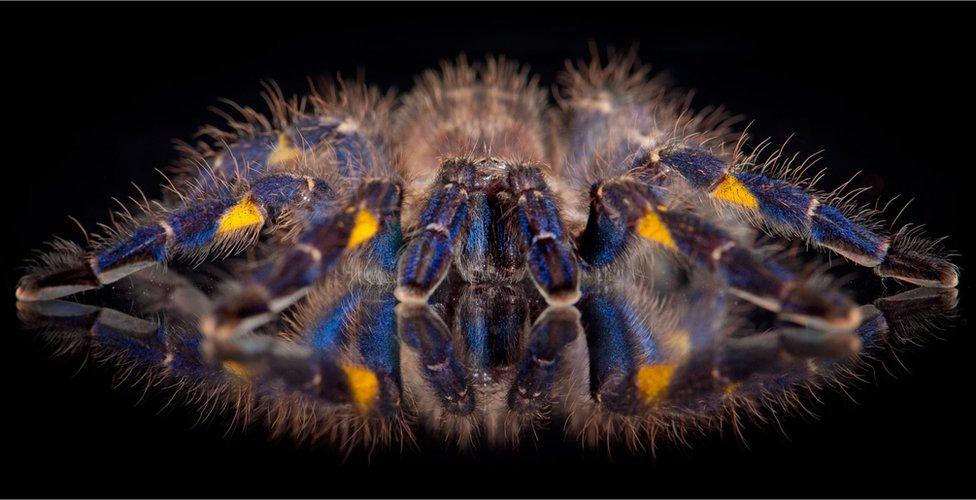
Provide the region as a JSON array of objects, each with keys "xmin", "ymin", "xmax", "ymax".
[
  {"xmin": 578, "ymin": 176, "xmax": 861, "ymax": 331},
  {"xmin": 653, "ymin": 146, "xmax": 958, "ymax": 288}
]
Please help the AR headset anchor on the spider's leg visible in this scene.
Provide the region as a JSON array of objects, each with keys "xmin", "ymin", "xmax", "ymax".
[
  {"xmin": 505, "ymin": 164, "xmax": 582, "ymax": 305},
  {"xmin": 16, "ymin": 174, "xmax": 332, "ymax": 302},
  {"xmin": 578, "ymin": 283, "xmax": 861, "ymax": 414},
  {"xmin": 207, "ymin": 285, "xmax": 400, "ymax": 414},
  {"xmin": 578, "ymin": 283, "xmax": 665, "ymax": 415},
  {"xmin": 395, "ymin": 159, "xmax": 476, "ymax": 303},
  {"xmin": 653, "ymin": 147, "xmax": 958, "ymax": 288},
  {"xmin": 508, "ymin": 305, "xmax": 581, "ymax": 413},
  {"xmin": 190, "ymin": 82, "xmax": 393, "ymax": 194},
  {"xmin": 204, "ymin": 179, "xmax": 401, "ymax": 338},
  {"xmin": 396, "ymin": 302, "xmax": 475, "ymax": 416},
  {"xmin": 17, "ymin": 299, "xmax": 161, "ymax": 356},
  {"xmin": 638, "ymin": 326, "xmax": 861, "ymax": 411},
  {"xmin": 579, "ymin": 177, "xmax": 860, "ymax": 330},
  {"xmin": 303, "ymin": 288, "xmax": 401, "ymax": 415},
  {"xmin": 193, "ymin": 128, "xmax": 320, "ymax": 193},
  {"xmin": 208, "ymin": 336, "xmax": 380, "ymax": 411},
  {"xmin": 15, "ymin": 295, "xmax": 224, "ymax": 389},
  {"xmin": 347, "ymin": 289, "xmax": 402, "ymax": 412}
]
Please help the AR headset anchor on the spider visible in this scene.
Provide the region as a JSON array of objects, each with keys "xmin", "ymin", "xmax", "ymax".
[{"xmin": 15, "ymin": 50, "xmax": 959, "ymax": 449}]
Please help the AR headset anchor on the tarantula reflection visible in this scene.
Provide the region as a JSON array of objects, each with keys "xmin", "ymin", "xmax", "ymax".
[
  {"xmin": 15, "ymin": 51, "xmax": 959, "ymax": 448},
  {"xmin": 16, "ymin": 267, "xmax": 958, "ymax": 449}
]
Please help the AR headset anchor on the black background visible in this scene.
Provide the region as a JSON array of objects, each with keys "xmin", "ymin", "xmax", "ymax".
[{"xmin": 3, "ymin": 2, "xmax": 974, "ymax": 498}]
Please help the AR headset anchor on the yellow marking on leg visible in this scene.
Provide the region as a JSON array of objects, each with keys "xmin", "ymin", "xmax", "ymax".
[
  {"xmin": 711, "ymin": 174, "xmax": 759, "ymax": 209},
  {"xmin": 342, "ymin": 363, "xmax": 379, "ymax": 411},
  {"xmin": 724, "ymin": 381, "xmax": 742, "ymax": 397},
  {"xmin": 636, "ymin": 209, "xmax": 677, "ymax": 250},
  {"xmin": 218, "ymin": 197, "xmax": 265, "ymax": 234},
  {"xmin": 635, "ymin": 363, "xmax": 676, "ymax": 405},
  {"xmin": 346, "ymin": 209, "xmax": 380, "ymax": 249},
  {"xmin": 222, "ymin": 360, "xmax": 254, "ymax": 379},
  {"xmin": 267, "ymin": 133, "xmax": 302, "ymax": 166}
]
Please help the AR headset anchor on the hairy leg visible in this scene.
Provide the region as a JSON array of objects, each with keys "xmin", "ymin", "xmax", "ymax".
[
  {"xmin": 652, "ymin": 146, "xmax": 958, "ymax": 288},
  {"xmin": 17, "ymin": 173, "xmax": 331, "ymax": 301},
  {"xmin": 578, "ymin": 176, "xmax": 861, "ymax": 330},
  {"xmin": 203, "ymin": 179, "xmax": 401, "ymax": 338}
]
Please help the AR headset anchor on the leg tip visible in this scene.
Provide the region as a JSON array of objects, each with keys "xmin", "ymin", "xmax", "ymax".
[
  {"xmin": 394, "ymin": 285, "xmax": 432, "ymax": 304},
  {"xmin": 781, "ymin": 305, "xmax": 862, "ymax": 332},
  {"xmin": 15, "ymin": 280, "xmax": 98, "ymax": 302},
  {"xmin": 541, "ymin": 286, "xmax": 582, "ymax": 307},
  {"xmin": 15, "ymin": 285, "xmax": 37, "ymax": 302},
  {"xmin": 200, "ymin": 312, "xmax": 274, "ymax": 340},
  {"xmin": 876, "ymin": 251, "xmax": 959, "ymax": 288},
  {"xmin": 202, "ymin": 286, "xmax": 275, "ymax": 339},
  {"xmin": 780, "ymin": 287, "xmax": 863, "ymax": 332}
]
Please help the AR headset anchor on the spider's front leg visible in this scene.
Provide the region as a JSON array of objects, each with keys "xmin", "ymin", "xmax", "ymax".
[
  {"xmin": 578, "ymin": 176, "xmax": 861, "ymax": 330},
  {"xmin": 653, "ymin": 147, "xmax": 958, "ymax": 288},
  {"xmin": 202, "ymin": 179, "xmax": 401, "ymax": 338},
  {"xmin": 16, "ymin": 174, "xmax": 334, "ymax": 302},
  {"xmin": 505, "ymin": 164, "xmax": 581, "ymax": 305},
  {"xmin": 394, "ymin": 159, "xmax": 476, "ymax": 303}
]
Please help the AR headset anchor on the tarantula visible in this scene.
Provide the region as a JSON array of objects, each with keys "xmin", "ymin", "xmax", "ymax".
[{"xmin": 15, "ymin": 51, "xmax": 959, "ymax": 449}]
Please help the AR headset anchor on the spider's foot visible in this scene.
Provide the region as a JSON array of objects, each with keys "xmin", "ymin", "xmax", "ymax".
[
  {"xmin": 16, "ymin": 258, "xmax": 101, "ymax": 302},
  {"xmin": 395, "ymin": 233, "xmax": 453, "ymax": 304},
  {"xmin": 876, "ymin": 250, "xmax": 959, "ymax": 288},
  {"xmin": 396, "ymin": 303, "xmax": 475, "ymax": 416},
  {"xmin": 777, "ymin": 286, "xmax": 863, "ymax": 332},
  {"xmin": 393, "ymin": 283, "xmax": 434, "ymax": 304},
  {"xmin": 526, "ymin": 237, "xmax": 581, "ymax": 306},
  {"xmin": 16, "ymin": 299, "xmax": 157, "ymax": 340},
  {"xmin": 201, "ymin": 284, "xmax": 278, "ymax": 339}
]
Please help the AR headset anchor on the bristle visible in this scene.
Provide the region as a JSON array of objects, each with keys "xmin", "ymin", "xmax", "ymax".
[{"xmin": 396, "ymin": 55, "xmax": 551, "ymax": 184}]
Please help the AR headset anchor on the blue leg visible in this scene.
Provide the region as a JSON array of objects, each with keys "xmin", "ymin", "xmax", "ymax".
[
  {"xmin": 17, "ymin": 174, "xmax": 327, "ymax": 302},
  {"xmin": 578, "ymin": 285, "xmax": 665, "ymax": 415},
  {"xmin": 206, "ymin": 284, "xmax": 399, "ymax": 413},
  {"xmin": 396, "ymin": 302, "xmax": 474, "ymax": 416},
  {"xmin": 395, "ymin": 159, "xmax": 476, "ymax": 303},
  {"xmin": 578, "ymin": 177, "xmax": 861, "ymax": 330},
  {"xmin": 193, "ymin": 112, "xmax": 384, "ymax": 194},
  {"xmin": 508, "ymin": 306, "xmax": 581, "ymax": 413},
  {"xmin": 654, "ymin": 147, "xmax": 958, "ymax": 288},
  {"xmin": 203, "ymin": 179, "xmax": 401, "ymax": 338},
  {"xmin": 506, "ymin": 164, "xmax": 581, "ymax": 305}
]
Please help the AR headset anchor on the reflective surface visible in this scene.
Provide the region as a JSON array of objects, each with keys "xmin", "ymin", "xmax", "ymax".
[{"xmin": 15, "ymin": 264, "xmax": 959, "ymax": 453}]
